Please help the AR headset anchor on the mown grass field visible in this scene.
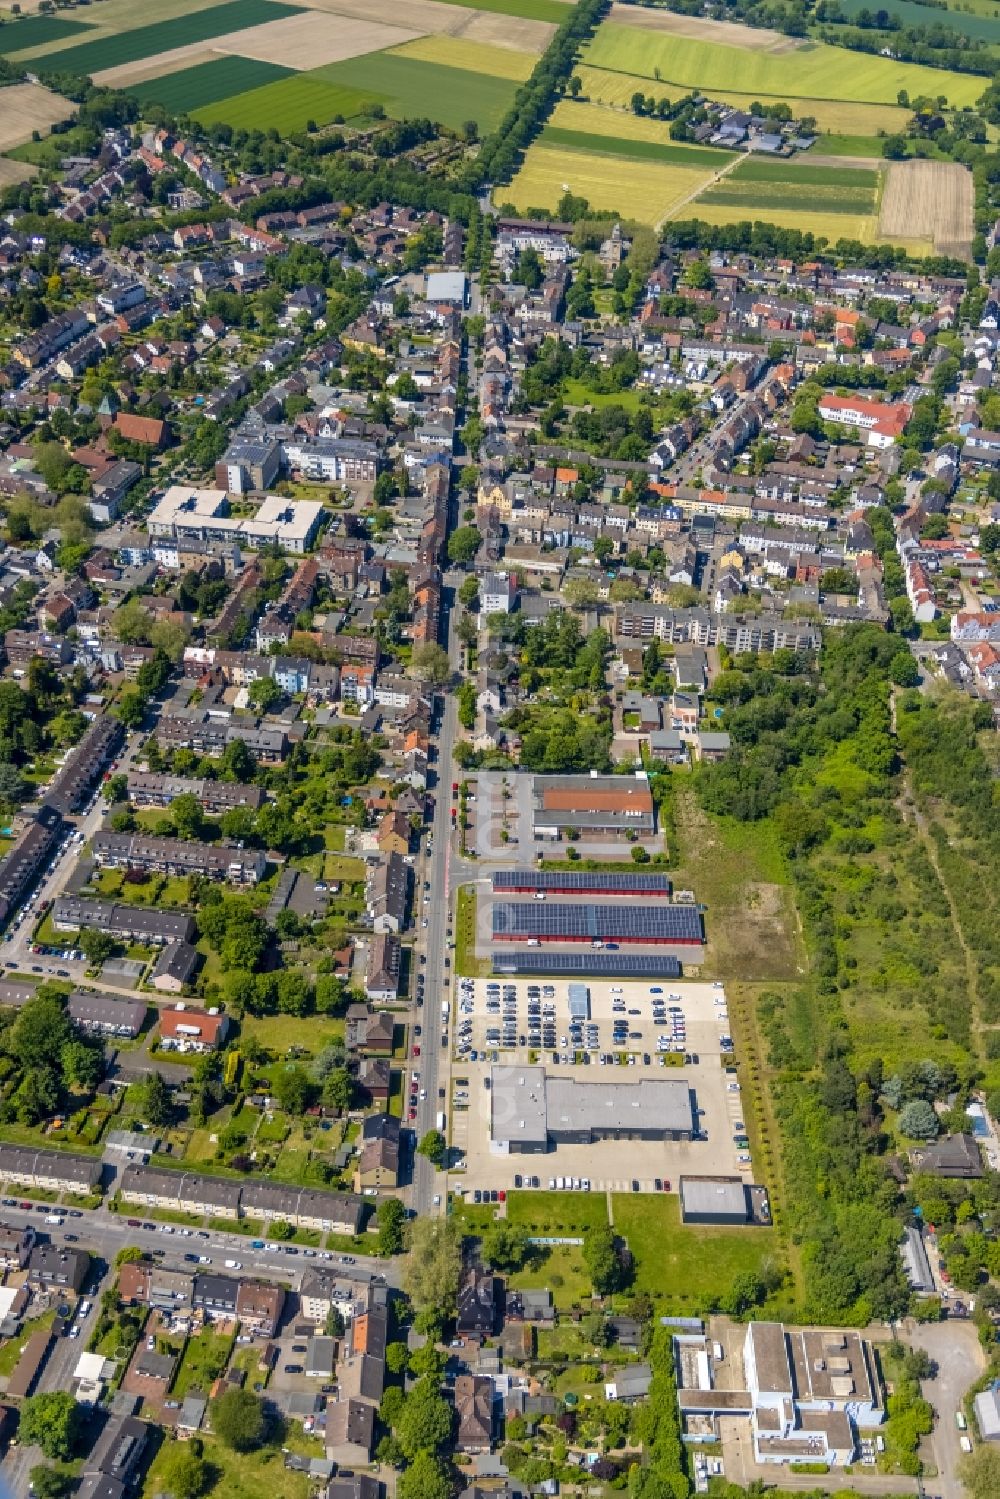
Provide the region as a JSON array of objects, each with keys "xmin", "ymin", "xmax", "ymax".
[
  {"xmin": 501, "ymin": 140, "xmax": 722, "ymax": 224},
  {"xmin": 838, "ymin": 0, "xmax": 1000, "ymax": 41},
  {"xmin": 428, "ymin": 0, "xmax": 572, "ymax": 19},
  {"xmin": 0, "ymin": 15, "xmax": 89, "ymax": 52},
  {"xmin": 814, "ymin": 132, "xmax": 889, "ymax": 157},
  {"xmin": 127, "ymin": 55, "xmax": 293, "ymax": 112},
  {"xmin": 16, "ymin": 0, "xmax": 300, "ymax": 72},
  {"xmin": 541, "ymin": 123, "xmax": 734, "ymax": 170},
  {"xmin": 389, "ymin": 34, "xmax": 537, "ymax": 80},
  {"xmin": 611, "ymin": 1193, "xmax": 782, "ymax": 1306},
  {"xmin": 573, "ymin": 62, "xmax": 912, "ymax": 134},
  {"xmin": 314, "ymin": 53, "xmax": 518, "ymax": 132},
  {"xmin": 549, "ymin": 96, "xmax": 683, "ymax": 141},
  {"xmin": 583, "ymin": 20, "xmax": 986, "ymax": 107},
  {"xmin": 195, "ymin": 73, "xmax": 377, "ymax": 131}
]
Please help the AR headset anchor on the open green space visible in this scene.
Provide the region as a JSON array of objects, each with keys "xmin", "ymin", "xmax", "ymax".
[
  {"xmin": 583, "ymin": 20, "xmax": 986, "ymax": 107},
  {"xmin": 0, "ymin": 15, "xmax": 90, "ymax": 52},
  {"xmin": 142, "ymin": 1435, "xmax": 313, "ymax": 1499},
  {"xmin": 425, "ymin": 0, "xmax": 571, "ymax": 19},
  {"xmin": 127, "ymin": 56, "xmax": 293, "ymax": 113},
  {"xmin": 195, "ymin": 73, "xmax": 377, "ymax": 132},
  {"xmin": 729, "ymin": 157, "xmax": 879, "ymax": 188},
  {"xmin": 612, "ymin": 1194, "xmax": 780, "ymax": 1306},
  {"xmin": 696, "ymin": 155, "xmax": 880, "ymax": 217},
  {"xmin": 312, "ymin": 54, "xmax": 519, "ymax": 133},
  {"xmin": 506, "ymin": 1189, "xmax": 609, "ymax": 1236},
  {"xmin": 171, "ymin": 1327, "xmax": 233, "ymax": 1397},
  {"xmin": 240, "ymin": 1013, "xmax": 344, "ymax": 1057},
  {"xmin": 814, "ymin": 133, "xmax": 888, "ymax": 157},
  {"xmin": 837, "ymin": 0, "xmax": 1000, "ymax": 42},
  {"xmin": 540, "ymin": 124, "xmax": 733, "ymax": 170},
  {"xmin": 18, "ymin": 0, "xmax": 301, "ymax": 73}
]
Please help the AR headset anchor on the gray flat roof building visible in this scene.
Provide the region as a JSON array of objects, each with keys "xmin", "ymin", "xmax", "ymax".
[
  {"xmin": 679, "ymin": 1175, "xmax": 750, "ymax": 1225},
  {"xmin": 490, "ymin": 1064, "xmax": 694, "ymax": 1153}
]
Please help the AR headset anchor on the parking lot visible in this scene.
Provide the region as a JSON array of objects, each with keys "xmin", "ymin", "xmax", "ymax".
[{"xmin": 448, "ymin": 978, "xmax": 753, "ymax": 1198}]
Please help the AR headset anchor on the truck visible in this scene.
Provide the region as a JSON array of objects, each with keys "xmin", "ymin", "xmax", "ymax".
[
  {"xmin": 436, "ymin": 1111, "xmax": 446, "ymax": 1132},
  {"xmin": 441, "ymin": 1001, "xmax": 450, "ymax": 1020}
]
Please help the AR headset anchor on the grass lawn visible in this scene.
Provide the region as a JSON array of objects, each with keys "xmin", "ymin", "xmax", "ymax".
[
  {"xmin": 195, "ymin": 73, "xmax": 376, "ymax": 133},
  {"xmin": 511, "ymin": 1245, "xmax": 594, "ymax": 1309},
  {"xmin": 142, "ymin": 1435, "xmax": 313, "ymax": 1499},
  {"xmin": 455, "ymin": 885, "xmax": 490, "ymax": 978},
  {"xmin": 506, "ymin": 1189, "xmax": 609, "ymax": 1236},
  {"xmin": 170, "ymin": 1327, "xmax": 233, "ymax": 1398},
  {"xmin": 241, "ymin": 1014, "xmax": 344, "ymax": 1057},
  {"xmin": 611, "ymin": 1193, "xmax": 778, "ymax": 1307},
  {"xmin": 816, "ymin": 133, "xmax": 890, "ymax": 157}
]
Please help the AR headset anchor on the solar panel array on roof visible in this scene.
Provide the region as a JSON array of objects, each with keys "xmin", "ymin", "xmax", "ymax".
[
  {"xmin": 492, "ymin": 902, "xmax": 703, "ymax": 944},
  {"xmin": 492, "ymin": 950, "xmax": 683, "ymax": 977},
  {"xmin": 492, "ymin": 869, "xmax": 672, "ymax": 896}
]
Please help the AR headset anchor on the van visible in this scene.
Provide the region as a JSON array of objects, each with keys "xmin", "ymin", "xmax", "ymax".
[
  {"xmin": 44, "ymin": 1214, "xmax": 63, "ymax": 1226},
  {"xmin": 713, "ymin": 1341, "xmax": 724, "ymax": 1362},
  {"xmin": 224, "ymin": 1259, "xmax": 242, "ymax": 1269},
  {"xmin": 959, "ymin": 1435, "xmax": 973, "ymax": 1453},
  {"xmin": 956, "ymin": 1412, "xmax": 968, "ymax": 1431},
  {"xmin": 556, "ymin": 1176, "xmax": 565, "ymax": 1190}
]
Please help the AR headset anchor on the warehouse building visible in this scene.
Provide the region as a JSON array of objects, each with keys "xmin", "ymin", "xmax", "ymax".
[
  {"xmin": 492, "ymin": 902, "xmax": 703, "ymax": 947},
  {"xmin": 492, "ymin": 950, "xmax": 683, "ymax": 978},
  {"xmin": 492, "ymin": 869, "xmax": 672, "ymax": 897},
  {"xmin": 490, "ymin": 1065, "xmax": 694, "ymax": 1153},
  {"xmin": 679, "ymin": 1175, "xmax": 771, "ymax": 1227}
]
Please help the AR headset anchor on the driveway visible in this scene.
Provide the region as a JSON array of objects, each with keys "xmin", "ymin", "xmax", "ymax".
[{"xmin": 901, "ymin": 1316, "xmax": 985, "ymax": 1499}]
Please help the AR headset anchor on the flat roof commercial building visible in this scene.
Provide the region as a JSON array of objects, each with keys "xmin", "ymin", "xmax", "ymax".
[
  {"xmin": 492, "ymin": 950, "xmax": 683, "ymax": 978},
  {"xmin": 492, "ymin": 902, "xmax": 703, "ymax": 947},
  {"xmin": 490, "ymin": 1064, "xmax": 694, "ymax": 1153},
  {"xmin": 679, "ymin": 1176, "xmax": 752, "ymax": 1225},
  {"xmin": 149, "ymin": 485, "xmax": 323, "ymax": 553},
  {"xmin": 532, "ymin": 773, "xmax": 655, "ymax": 838}
]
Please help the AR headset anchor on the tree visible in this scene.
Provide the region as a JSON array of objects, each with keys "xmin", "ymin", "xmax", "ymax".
[
  {"xmin": 397, "ymin": 1452, "xmax": 451, "ymax": 1499},
  {"xmin": 158, "ymin": 1445, "xmax": 208, "ymax": 1499},
  {"xmin": 447, "ymin": 526, "xmax": 481, "ymax": 565},
  {"xmin": 272, "ymin": 1065, "xmax": 316, "ymax": 1115},
  {"xmin": 405, "ymin": 1217, "xmax": 462, "ymax": 1319},
  {"xmin": 171, "ymin": 792, "xmax": 204, "ymax": 840},
  {"xmin": 899, "ymin": 1099, "xmax": 939, "ymax": 1140},
  {"xmin": 29, "ymin": 1468, "xmax": 70, "ymax": 1499},
  {"xmin": 482, "ymin": 1220, "xmax": 530, "ymax": 1273},
  {"xmin": 396, "ymin": 1377, "xmax": 453, "ymax": 1458},
  {"xmin": 116, "ymin": 687, "xmax": 146, "ymax": 729},
  {"xmin": 79, "ymin": 928, "xmax": 117, "ymax": 966},
  {"xmin": 60, "ymin": 1039, "xmax": 102, "ymax": 1093},
  {"xmin": 18, "ymin": 1393, "xmax": 83, "ymax": 1460},
  {"xmin": 139, "ymin": 1070, "xmax": 173, "ymax": 1128},
  {"xmin": 410, "ymin": 643, "xmax": 451, "ymax": 686},
  {"xmin": 248, "ymin": 676, "xmax": 282, "ymax": 713},
  {"xmin": 386, "ymin": 1341, "xmax": 409, "ymax": 1376},
  {"xmin": 377, "ymin": 1197, "xmax": 407, "ymax": 1257},
  {"xmin": 417, "ymin": 1129, "xmax": 446, "ymax": 1166},
  {"xmin": 583, "ymin": 1223, "xmax": 621, "ymax": 1295},
  {"xmin": 210, "ymin": 1388, "xmax": 265, "ymax": 1452},
  {"xmin": 113, "ymin": 598, "xmax": 153, "ymax": 645},
  {"xmin": 104, "ymin": 773, "xmax": 128, "ymax": 804},
  {"xmin": 11, "ymin": 995, "xmax": 70, "ymax": 1071},
  {"xmin": 721, "ymin": 1269, "xmax": 766, "ymax": 1316}
]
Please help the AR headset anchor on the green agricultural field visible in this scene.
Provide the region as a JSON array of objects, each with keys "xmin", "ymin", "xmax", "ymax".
[
  {"xmin": 584, "ymin": 20, "xmax": 986, "ymax": 108},
  {"xmin": 422, "ymin": 0, "xmax": 572, "ymax": 20},
  {"xmin": 195, "ymin": 74, "xmax": 377, "ymax": 132},
  {"xmin": 312, "ymin": 54, "xmax": 519, "ymax": 132},
  {"xmin": 16, "ymin": 0, "xmax": 301, "ymax": 73},
  {"xmin": 0, "ymin": 15, "xmax": 90, "ymax": 53},
  {"xmin": 127, "ymin": 56, "xmax": 293, "ymax": 113},
  {"xmin": 837, "ymin": 0, "xmax": 1000, "ymax": 42},
  {"xmin": 541, "ymin": 124, "xmax": 733, "ymax": 170},
  {"xmin": 694, "ymin": 156, "xmax": 881, "ymax": 224},
  {"xmin": 814, "ymin": 133, "xmax": 890, "ymax": 157}
]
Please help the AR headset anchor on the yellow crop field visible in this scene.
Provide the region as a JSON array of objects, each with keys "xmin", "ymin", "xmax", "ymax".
[
  {"xmin": 499, "ymin": 141, "xmax": 721, "ymax": 224},
  {"xmin": 389, "ymin": 34, "xmax": 535, "ymax": 80},
  {"xmin": 550, "ymin": 97, "xmax": 685, "ymax": 142},
  {"xmin": 573, "ymin": 64, "xmax": 911, "ymax": 134}
]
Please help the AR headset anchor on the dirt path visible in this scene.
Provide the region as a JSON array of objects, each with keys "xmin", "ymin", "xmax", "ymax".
[{"xmin": 659, "ymin": 150, "xmax": 742, "ymax": 229}]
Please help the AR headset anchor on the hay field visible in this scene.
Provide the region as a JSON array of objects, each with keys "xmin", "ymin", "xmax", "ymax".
[
  {"xmin": 210, "ymin": 10, "xmax": 418, "ymax": 68},
  {"xmin": 584, "ymin": 20, "xmax": 986, "ymax": 107},
  {"xmin": 94, "ymin": 46, "xmax": 222, "ymax": 89},
  {"xmin": 542, "ymin": 124, "xmax": 733, "ymax": 171},
  {"xmin": 0, "ymin": 157, "xmax": 37, "ymax": 185},
  {"xmin": 500, "ymin": 140, "xmax": 722, "ymax": 224},
  {"xmin": 0, "ymin": 81, "xmax": 74, "ymax": 151},
  {"xmin": 291, "ymin": 0, "xmax": 554, "ymax": 52},
  {"xmin": 679, "ymin": 199, "xmax": 880, "ymax": 244},
  {"xmin": 419, "ymin": 0, "xmax": 571, "ymax": 18},
  {"xmin": 607, "ymin": 3, "xmax": 802, "ymax": 50},
  {"xmin": 549, "ymin": 97, "xmax": 689, "ymax": 141},
  {"xmin": 389, "ymin": 34, "xmax": 535, "ymax": 79},
  {"xmin": 879, "ymin": 159, "xmax": 973, "ymax": 258},
  {"xmin": 573, "ymin": 64, "xmax": 912, "ymax": 133}
]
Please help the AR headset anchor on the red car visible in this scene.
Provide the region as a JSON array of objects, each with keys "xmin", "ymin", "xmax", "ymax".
[{"xmin": 413, "ymin": 1045, "xmax": 420, "ymax": 1057}]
